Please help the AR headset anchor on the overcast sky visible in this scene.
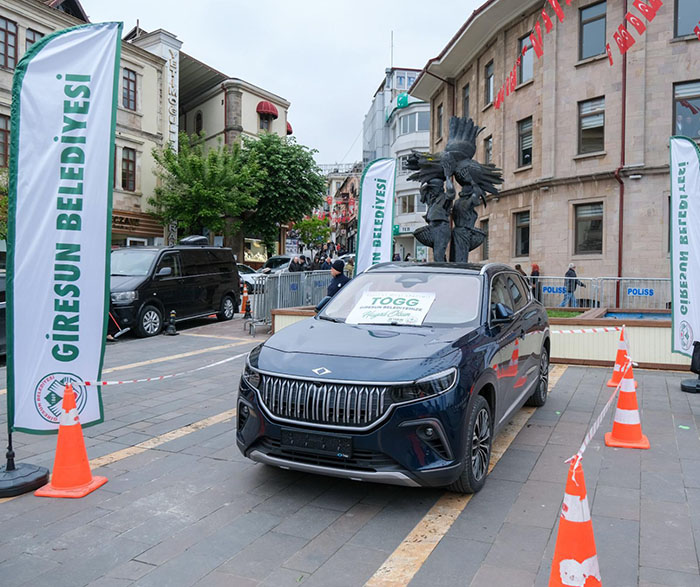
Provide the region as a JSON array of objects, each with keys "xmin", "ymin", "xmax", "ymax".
[{"xmin": 79, "ymin": 0, "xmax": 483, "ymax": 165}]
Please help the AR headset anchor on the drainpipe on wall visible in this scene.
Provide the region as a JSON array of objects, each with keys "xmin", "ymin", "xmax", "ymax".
[{"xmin": 614, "ymin": 0, "xmax": 628, "ymax": 308}]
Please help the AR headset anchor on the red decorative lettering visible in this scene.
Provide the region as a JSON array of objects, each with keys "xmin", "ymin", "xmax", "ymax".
[
  {"xmin": 606, "ymin": 43, "xmax": 614, "ymax": 66},
  {"xmin": 625, "ymin": 12, "xmax": 646, "ymax": 34},
  {"xmin": 529, "ymin": 21, "xmax": 544, "ymax": 58},
  {"xmin": 511, "ymin": 70, "xmax": 517, "ymax": 92},
  {"xmin": 542, "ymin": 10, "xmax": 553, "ymax": 33},
  {"xmin": 614, "ymin": 25, "xmax": 636, "ymax": 54},
  {"xmin": 632, "ymin": 0, "xmax": 663, "ymax": 22},
  {"xmin": 695, "ymin": 24, "xmax": 700, "ymax": 40},
  {"xmin": 548, "ymin": 0, "xmax": 565, "ymax": 23}
]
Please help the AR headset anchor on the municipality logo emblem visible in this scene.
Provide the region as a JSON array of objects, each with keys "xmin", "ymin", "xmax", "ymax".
[
  {"xmin": 680, "ymin": 321, "xmax": 693, "ymax": 351},
  {"xmin": 34, "ymin": 373, "xmax": 87, "ymax": 423}
]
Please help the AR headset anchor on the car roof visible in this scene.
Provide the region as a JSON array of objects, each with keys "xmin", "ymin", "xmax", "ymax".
[
  {"xmin": 112, "ymin": 245, "xmax": 233, "ymax": 252},
  {"xmin": 365, "ymin": 261, "xmax": 513, "ymax": 276}
]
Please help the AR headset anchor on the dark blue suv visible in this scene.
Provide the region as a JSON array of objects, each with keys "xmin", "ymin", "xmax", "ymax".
[{"xmin": 237, "ymin": 262, "xmax": 549, "ymax": 493}]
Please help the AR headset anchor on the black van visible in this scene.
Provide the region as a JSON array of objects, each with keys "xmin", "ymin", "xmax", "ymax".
[{"xmin": 110, "ymin": 243, "xmax": 240, "ymax": 337}]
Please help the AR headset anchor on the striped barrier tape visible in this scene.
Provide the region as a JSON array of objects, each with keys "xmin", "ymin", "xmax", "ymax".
[
  {"xmin": 84, "ymin": 352, "xmax": 248, "ymax": 387},
  {"xmin": 551, "ymin": 326, "xmax": 623, "ymax": 335},
  {"xmin": 566, "ymin": 357, "xmax": 634, "ymax": 484}
]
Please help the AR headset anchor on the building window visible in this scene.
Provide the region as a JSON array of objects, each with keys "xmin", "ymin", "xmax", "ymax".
[
  {"xmin": 122, "ymin": 68, "xmax": 137, "ymax": 111},
  {"xmin": 485, "ymin": 61, "xmax": 494, "ymax": 105},
  {"xmin": 463, "ymin": 84, "xmax": 470, "ymax": 118},
  {"xmin": 481, "ymin": 219, "xmax": 489, "ymax": 260},
  {"xmin": 436, "ymin": 104, "xmax": 443, "ymax": 139},
  {"xmin": 397, "ymin": 75, "xmax": 405, "ymax": 88},
  {"xmin": 25, "ymin": 29, "xmax": 44, "ymax": 51},
  {"xmin": 407, "ymin": 75, "xmax": 416, "ymax": 88},
  {"xmin": 398, "ymin": 155, "xmax": 411, "ymax": 175},
  {"xmin": 674, "ymin": 81, "xmax": 700, "ymax": 138},
  {"xmin": 579, "ymin": 97, "xmax": 605, "ymax": 153},
  {"xmin": 0, "ymin": 17, "xmax": 18, "ymax": 70},
  {"xmin": 580, "ymin": 1, "xmax": 607, "ymax": 60},
  {"xmin": 398, "ymin": 195, "xmax": 415, "ymax": 214},
  {"xmin": 519, "ymin": 35, "xmax": 533, "ymax": 84},
  {"xmin": 0, "ymin": 114, "xmax": 9, "ymax": 168},
  {"xmin": 417, "ymin": 111, "xmax": 429, "ymax": 131},
  {"xmin": 518, "ymin": 117, "xmax": 533, "ymax": 167},
  {"xmin": 121, "ymin": 147, "xmax": 136, "ymax": 192},
  {"xmin": 514, "ymin": 211, "xmax": 530, "ymax": 257},
  {"xmin": 675, "ymin": 0, "xmax": 700, "ymax": 37},
  {"xmin": 484, "ymin": 135, "xmax": 493, "ymax": 164},
  {"xmin": 259, "ymin": 114, "xmax": 273, "ymax": 131},
  {"xmin": 400, "ymin": 113, "xmax": 415, "ymax": 135},
  {"xmin": 195, "ymin": 111, "xmax": 203, "ymax": 134},
  {"xmin": 575, "ymin": 202, "xmax": 603, "ymax": 254}
]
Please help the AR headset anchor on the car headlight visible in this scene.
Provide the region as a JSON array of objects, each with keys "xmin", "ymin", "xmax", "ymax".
[
  {"xmin": 243, "ymin": 363, "xmax": 262, "ymax": 391},
  {"xmin": 111, "ymin": 291, "xmax": 137, "ymax": 304},
  {"xmin": 390, "ymin": 368, "xmax": 458, "ymax": 404}
]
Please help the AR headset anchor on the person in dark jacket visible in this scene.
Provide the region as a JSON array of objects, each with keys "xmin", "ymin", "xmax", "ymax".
[
  {"xmin": 559, "ymin": 263, "xmax": 585, "ymax": 307},
  {"xmin": 288, "ymin": 256, "xmax": 302, "ymax": 272},
  {"xmin": 530, "ymin": 263, "xmax": 541, "ymax": 302},
  {"xmin": 320, "ymin": 257, "xmax": 332, "ymax": 270},
  {"xmin": 327, "ymin": 260, "xmax": 350, "ymax": 298}
]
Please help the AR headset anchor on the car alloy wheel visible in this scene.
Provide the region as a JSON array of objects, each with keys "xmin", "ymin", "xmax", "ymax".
[
  {"xmin": 139, "ymin": 306, "xmax": 162, "ymax": 337},
  {"xmin": 526, "ymin": 346, "xmax": 549, "ymax": 407},
  {"xmin": 217, "ymin": 295, "xmax": 236, "ymax": 321},
  {"xmin": 471, "ymin": 405, "xmax": 491, "ymax": 482}
]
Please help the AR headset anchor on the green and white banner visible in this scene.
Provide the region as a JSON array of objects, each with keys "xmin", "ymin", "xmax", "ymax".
[
  {"xmin": 670, "ymin": 136, "xmax": 700, "ymax": 356},
  {"xmin": 7, "ymin": 22, "xmax": 121, "ymax": 433},
  {"xmin": 355, "ymin": 158, "xmax": 396, "ymax": 274}
]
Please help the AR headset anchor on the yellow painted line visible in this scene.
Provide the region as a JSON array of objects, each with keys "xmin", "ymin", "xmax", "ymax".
[
  {"xmin": 366, "ymin": 365, "xmax": 568, "ymax": 587},
  {"xmin": 0, "ymin": 341, "xmax": 252, "ymax": 396},
  {"xmin": 181, "ymin": 333, "xmax": 251, "ymax": 342},
  {"xmin": 0, "ymin": 408, "xmax": 237, "ymax": 504}
]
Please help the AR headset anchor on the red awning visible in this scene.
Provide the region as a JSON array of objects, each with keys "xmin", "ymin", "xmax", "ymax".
[
  {"xmin": 256, "ymin": 100, "xmax": 279, "ymax": 119},
  {"xmin": 286, "ymin": 122, "xmax": 293, "ymax": 135}
]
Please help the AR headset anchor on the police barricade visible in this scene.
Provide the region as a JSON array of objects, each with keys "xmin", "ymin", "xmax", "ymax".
[
  {"xmin": 534, "ymin": 276, "xmax": 598, "ymax": 308},
  {"xmin": 597, "ymin": 277, "xmax": 671, "ymax": 310},
  {"xmin": 303, "ymin": 270, "xmax": 333, "ymax": 306}
]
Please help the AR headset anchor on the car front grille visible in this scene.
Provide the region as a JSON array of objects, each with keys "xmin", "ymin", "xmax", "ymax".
[{"xmin": 258, "ymin": 374, "xmax": 390, "ymax": 427}]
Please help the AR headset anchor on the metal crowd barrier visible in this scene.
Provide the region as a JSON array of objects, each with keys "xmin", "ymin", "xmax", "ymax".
[
  {"xmin": 245, "ymin": 270, "xmax": 334, "ymax": 334},
  {"xmin": 532, "ymin": 276, "xmax": 672, "ymax": 309}
]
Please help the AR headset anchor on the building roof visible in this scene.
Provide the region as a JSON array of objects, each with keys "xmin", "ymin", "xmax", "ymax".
[
  {"xmin": 409, "ymin": 0, "xmax": 541, "ymax": 101},
  {"xmin": 44, "ymin": 0, "xmax": 89, "ymax": 22}
]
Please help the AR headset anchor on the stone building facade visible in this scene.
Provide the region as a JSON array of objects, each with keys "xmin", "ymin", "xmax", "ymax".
[{"xmin": 410, "ymin": 0, "xmax": 700, "ymax": 281}]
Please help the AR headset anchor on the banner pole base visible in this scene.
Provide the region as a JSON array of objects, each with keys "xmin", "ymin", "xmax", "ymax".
[
  {"xmin": 681, "ymin": 376, "xmax": 700, "ymax": 394},
  {"xmin": 0, "ymin": 462, "xmax": 50, "ymax": 497}
]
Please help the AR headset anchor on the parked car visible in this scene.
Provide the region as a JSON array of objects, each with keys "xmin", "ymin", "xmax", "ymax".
[
  {"xmin": 237, "ymin": 262, "xmax": 549, "ymax": 493},
  {"xmin": 237, "ymin": 263, "xmax": 264, "ymax": 294},
  {"xmin": 259, "ymin": 255, "xmax": 292, "ymax": 274},
  {"xmin": 110, "ymin": 242, "xmax": 240, "ymax": 337}
]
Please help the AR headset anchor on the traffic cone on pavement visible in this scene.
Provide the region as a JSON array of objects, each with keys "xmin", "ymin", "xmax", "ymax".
[
  {"xmin": 241, "ymin": 283, "xmax": 249, "ymax": 317},
  {"xmin": 35, "ymin": 384, "xmax": 107, "ymax": 498},
  {"xmin": 607, "ymin": 326, "xmax": 637, "ymax": 388},
  {"xmin": 605, "ymin": 361, "xmax": 650, "ymax": 449},
  {"xmin": 549, "ymin": 459, "xmax": 601, "ymax": 587}
]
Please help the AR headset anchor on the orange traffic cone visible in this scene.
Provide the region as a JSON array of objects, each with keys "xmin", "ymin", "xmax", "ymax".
[
  {"xmin": 607, "ymin": 326, "xmax": 637, "ymax": 388},
  {"xmin": 549, "ymin": 459, "xmax": 601, "ymax": 587},
  {"xmin": 605, "ymin": 362, "xmax": 650, "ymax": 449},
  {"xmin": 241, "ymin": 283, "xmax": 249, "ymax": 315},
  {"xmin": 35, "ymin": 384, "xmax": 107, "ymax": 498}
]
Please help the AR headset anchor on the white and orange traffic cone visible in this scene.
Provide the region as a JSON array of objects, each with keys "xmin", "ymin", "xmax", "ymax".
[
  {"xmin": 605, "ymin": 362, "xmax": 649, "ymax": 450},
  {"xmin": 241, "ymin": 283, "xmax": 249, "ymax": 315},
  {"xmin": 35, "ymin": 384, "xmax": 107, "ymax": 498},
  {"xmin": 549, "ymin": 459, "xmax": 601, "ymax": 587},
  {"xmin": 607, "ymin": 326, "xmax": 636, "ymax": 388}
]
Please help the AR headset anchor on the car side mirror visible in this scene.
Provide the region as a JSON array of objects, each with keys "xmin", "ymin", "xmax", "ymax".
[
  {"xmin": 156, "ymin": 266, "xmax": 172, "ymax": 278},
  {"xmin": 492, "ymin": 302, "xmax": 515, "ymax": 323}
]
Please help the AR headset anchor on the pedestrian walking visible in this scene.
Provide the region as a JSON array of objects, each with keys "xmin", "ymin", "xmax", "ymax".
[
  {"xmin": 514, "ymin": 264, "xmax": 527, "ymax": 278},
  {"xmin": 530, "ymin": 263, "xmax": 542, "ymax": 302},
  {"xmin": 559, "ymin": 263, "xmax": 585, "ymax": 307},
  {"xmin": 392, "ymin": 253, "xmax": 401, "ymax": 261}
]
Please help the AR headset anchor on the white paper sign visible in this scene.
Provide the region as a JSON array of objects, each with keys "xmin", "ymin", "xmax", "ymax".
[{"xmin": 345, "ymin": 291, "xmax": 435, "ymax": 325}]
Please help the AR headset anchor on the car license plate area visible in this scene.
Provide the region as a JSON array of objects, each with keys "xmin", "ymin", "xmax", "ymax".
[{"xmin": 281, "ymin": 428, "xmax": 352, "ymax": 459}]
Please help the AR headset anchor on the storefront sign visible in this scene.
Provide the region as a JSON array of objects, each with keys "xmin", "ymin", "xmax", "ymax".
[{"xmin": 345, "ymin": 291, "xmax": 435, "ymax": 326}]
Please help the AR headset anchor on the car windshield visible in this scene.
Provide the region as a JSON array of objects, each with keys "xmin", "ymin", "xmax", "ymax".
[
  {"xmin": 111, "ymin": 249, "xmax": 158, "ymax": 276},
  {"xmin": 238, "ymin": 265, "xmax": 255, "ymax": 274},
  {"xmin": 321, "ymin": 271, "xmax": 482, "ymax": 327},
  {"xmin": 263, "ymin": 257, "xmax": 290, "ymax": 270}
]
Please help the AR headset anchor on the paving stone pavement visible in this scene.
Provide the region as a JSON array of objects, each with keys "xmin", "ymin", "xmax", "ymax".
[{"xmin": 0, "ymin": 316, "xmax": 698, "ymax": 586}]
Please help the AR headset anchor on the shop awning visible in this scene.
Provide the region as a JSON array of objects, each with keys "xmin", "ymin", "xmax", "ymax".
[
  {"xmin": 256, "ymin": 100, "xmax": 279, "ymax": 119},
  {"xmin": 287, "ymin": 122, "xmax": 293, "ymax": 135}
]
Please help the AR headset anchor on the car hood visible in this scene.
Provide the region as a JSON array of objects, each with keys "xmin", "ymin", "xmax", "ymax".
[
  {"xmin": 110, "ymin": 275, "xmax": 146, "ymax": 292},
  {"xmin": 263, "ymin": 317, "xmax": 476, "ymax": 361}
]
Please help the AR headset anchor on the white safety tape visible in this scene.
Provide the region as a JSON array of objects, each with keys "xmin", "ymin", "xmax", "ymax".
[
  {"xmin": 83, "ymin": 352, "xmax": 248, "ymax": 387},
  {"xmin": 566, "ymin": 358, "xmax": 634, "ymax": 484},
  {"xmin": 551, "ymin": 326, "xmax": 623, "ymax": 335}
]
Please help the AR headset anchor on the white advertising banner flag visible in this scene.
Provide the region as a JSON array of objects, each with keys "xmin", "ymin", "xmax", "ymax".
[
  {"xmin": 8, "ymin": 23, "xmax": 121, "ymax": 433},
  {"xmin": 355, "ymin": 158, "xmax": 396, "ymax": 274},
  {"xmin": 670, "ymin": 136, "xmax": 700, "ymax": 356}
]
